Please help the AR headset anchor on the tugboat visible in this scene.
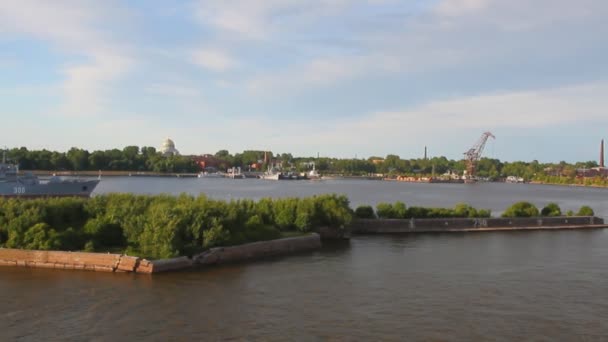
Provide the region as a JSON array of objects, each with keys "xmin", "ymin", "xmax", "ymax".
[{"xmin": 0, "ymin": 151, "xmax": 100, "ymax": 198}]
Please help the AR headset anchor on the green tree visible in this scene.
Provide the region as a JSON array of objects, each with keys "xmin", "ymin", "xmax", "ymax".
[{"xmin": 502, "ymin": 202, "xmax": 539, "ymax": 217}]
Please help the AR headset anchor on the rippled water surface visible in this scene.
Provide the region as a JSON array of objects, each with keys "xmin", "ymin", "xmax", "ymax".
[{"xmin": 2, "ymin": 178, "xmax": 608, "ymax": 340}]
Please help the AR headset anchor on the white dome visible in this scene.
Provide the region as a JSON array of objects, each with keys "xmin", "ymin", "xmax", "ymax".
[
  {"xmin": 162, "ymin": 138, "xmax": 175, "ymax": 149},
  {"xmin": 160, "ymin": 137, "xmax": 179, "ymax": 156}
]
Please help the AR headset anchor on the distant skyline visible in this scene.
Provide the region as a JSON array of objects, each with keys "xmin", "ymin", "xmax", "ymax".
[{"xmin": 1, "ymin": 0, "xmax": 607, "ymax": 162}]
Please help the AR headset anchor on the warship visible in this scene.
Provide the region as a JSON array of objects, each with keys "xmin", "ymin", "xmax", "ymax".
[{"xmin": 0, "ymin": 152, "xmax": 99, "ymax": 198}]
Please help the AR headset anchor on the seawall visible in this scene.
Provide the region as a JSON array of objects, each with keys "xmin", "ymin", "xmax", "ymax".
[
  {"xmin": 351, "ymin": 216, "xmax": 606, "ymax": 234},
  {"xmin": 194, "ymin": 233, "xmax": 322, "ymax": 265},
  {"xmin": 0, "ymin": 234, "xmax": 322, "ymax": 274}
]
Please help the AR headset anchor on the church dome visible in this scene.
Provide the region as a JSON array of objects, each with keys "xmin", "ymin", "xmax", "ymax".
[
  {"xmin": 160, "ymin": 137, "xmax": 179, "ymax": 156},
  {"xmin": 162, "ymin": 138, "xmax": 175, "ymax": 149}
]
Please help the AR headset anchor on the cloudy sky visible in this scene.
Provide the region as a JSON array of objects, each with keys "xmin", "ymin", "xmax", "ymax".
[{"xmin": 1, "ymin": 0, "xmax": 607, "ymax": 162}]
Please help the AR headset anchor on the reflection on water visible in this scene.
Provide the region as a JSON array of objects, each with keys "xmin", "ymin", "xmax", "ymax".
[{"xmin": 2, "ymin": 230, "xmax": 608, "ymax": 340}]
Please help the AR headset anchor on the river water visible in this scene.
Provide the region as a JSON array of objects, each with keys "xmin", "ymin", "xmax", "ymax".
[{"xmin": 2, "ymin": 178, "xmax": 608, "ymax": 340}]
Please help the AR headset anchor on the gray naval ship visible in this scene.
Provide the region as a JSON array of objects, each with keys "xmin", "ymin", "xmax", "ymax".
[{"xmin": 0, "ymin": 152, "xmax": 99, "ymax": 198}]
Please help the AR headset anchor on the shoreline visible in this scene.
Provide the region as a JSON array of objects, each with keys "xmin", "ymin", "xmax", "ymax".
[
  {"xmin": 0, "ymin": 233, "xmax": 323, "ymax": 274},
  {"xmin": 1, "ymin": 216, "xmax": 605, "ymax": 274}
]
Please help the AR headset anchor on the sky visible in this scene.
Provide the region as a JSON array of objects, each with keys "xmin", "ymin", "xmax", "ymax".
[{"xmin": 1, "ymin": 0, "xmax": 607, "ymax": 162}]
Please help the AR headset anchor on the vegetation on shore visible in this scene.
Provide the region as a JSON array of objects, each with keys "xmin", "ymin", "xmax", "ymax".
[
  {"xmin": 0, "ymin": 194, "xmax": 352, "ymax": 259},
  {"xmin": 354, "ymin": 202, "xmax": 594, "ymax": 220},
  {"xmin": 6, "ymin": 147, "xmax": 607, "ymax": 185},
  {"xmin": 0, "ymin": 195, "xmax": 596, "ymax": 258}
]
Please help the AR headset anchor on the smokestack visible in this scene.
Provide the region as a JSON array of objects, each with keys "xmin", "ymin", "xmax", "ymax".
[
  {"xmin": 601, "ymin": 139, "xmax": 605, "ymax": 168},
  {"xmin": 424, "ymin": 146, "xmax": 427, "ymax": 160}
]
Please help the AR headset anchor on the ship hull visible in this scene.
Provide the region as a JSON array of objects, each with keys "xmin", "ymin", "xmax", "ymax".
[{"xmin": 0, "ymin": 180, "xmax": 100, "ymax": 198}]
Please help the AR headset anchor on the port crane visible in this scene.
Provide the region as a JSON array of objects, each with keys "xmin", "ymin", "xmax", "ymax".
[{"xmin": 463, "ymin": 131, "xmax": 495, "ymax": 180}]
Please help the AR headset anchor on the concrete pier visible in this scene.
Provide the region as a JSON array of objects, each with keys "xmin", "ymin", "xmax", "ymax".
[{"xmin": 350, "ymin": 216, "xmax": 606, "ymax": 234}]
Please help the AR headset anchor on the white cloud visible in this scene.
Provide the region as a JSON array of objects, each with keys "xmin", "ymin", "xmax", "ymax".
[
  {"xmin": 191, "ymin": 48, "xmax": 238, "ymax": 72},
  {"xmin": 239, "ymin": 0, "xmax": 607, "ymax": 94},
  {"xmin": 231, "ymin": 81, "xmax": 608, "ymax": 157},
  {"xmin": 194, "ymin": 0, "xmax": 358, "ymax": 39},
  {"xmin": 434, "ymin": 0, "xmax": 489, "ymax": 17},
  {"xmin": 328, "ymin": 81, "xmax": 608, "ymax": 147},
  {"xmin": 146, "ymin": 83, "xmax": 202, "ymax": 97},
  {"xmin": 0, "ymin": 1, "xmax": 133, "ymax": 117}
]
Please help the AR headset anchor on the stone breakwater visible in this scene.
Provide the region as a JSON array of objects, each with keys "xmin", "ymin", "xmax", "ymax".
[
  {"xmin": 0, "ymin": 233, "xmax": 322, "ymax": 274},
  {"xmin": 351, "ymin": 216, "xmax": 606, "ymax": 234}
]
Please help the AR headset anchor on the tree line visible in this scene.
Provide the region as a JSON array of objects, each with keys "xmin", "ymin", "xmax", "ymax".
[
  {"xmin": 4, "ymin": 146, "xmax": 603, "ymax": 182},
  {"xmin": 5, "ymin": 146, "xmax": 198, "ymax": 173},
  {"xmin": 0, "ymin": 194, "xmax": 353, "ymax": 259}
]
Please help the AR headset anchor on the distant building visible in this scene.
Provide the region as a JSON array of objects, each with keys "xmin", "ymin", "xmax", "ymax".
[
  {"xmin": 192, "ymin": 154, "xmax": 226, "ymax": 171},
  {"xmin": 160, "ymin": 138, "xmax": 180, "ymax": 156}
]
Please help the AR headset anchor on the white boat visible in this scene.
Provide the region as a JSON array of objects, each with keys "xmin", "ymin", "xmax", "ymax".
[
  {"xmin": 198, "ymin": 171, "xmax": 224, "ymax": 178},
  {"xmin": 505, "ymin": 176, "xmax": 525, "ymax": 183},
  {"xmin": 259, "ymin": 167, "xmax": 281, "ymax": 180},
  {"xmin": 227, "ymin": 167, "xmax": 245, "ymax": 179},
  {"xmin": 307, "ymin": 164, "xmax": 321, "ymax": 180}
]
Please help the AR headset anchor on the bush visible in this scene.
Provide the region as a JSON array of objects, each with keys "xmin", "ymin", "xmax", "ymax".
[
  {"xmin": 577, "ymin": 206, "xmax": 594, "ymax": 216},
  {"xmin": 406, "ymin": 206, "xmax": 429, "ymax": 218},
  {"xmin": 541, "ymin": 203, "xmax": 561, "ymax": 216},
  {"xmin": 477, "ymin": 209, "xmax": 492, "ymax": 218},
  {"xmin": 376, "ymin": 203, "xmax": 394, "ymax": 218},
  {"xmin": 502, "ymin": 202, "xmax": 539, "ymax": 217},
  {"xmin": 393, "ymin": 201, "xmax": 407, "ymax": 219},
  {"xmin": 0, "ymin": 193, "xmax": 354, "ymax": 258},
  {"xmin": 354, "ymin": 205, "xmax": 376, "ymax": 219},
  {"xmin": 83, "ymin": 217, "xmax": 126, "ymax": 249}
]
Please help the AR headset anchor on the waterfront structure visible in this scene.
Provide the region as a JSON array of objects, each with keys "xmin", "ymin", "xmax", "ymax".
[{"xmin": 160, "ymin": 138, "xmax": 180, "ymax": 156}]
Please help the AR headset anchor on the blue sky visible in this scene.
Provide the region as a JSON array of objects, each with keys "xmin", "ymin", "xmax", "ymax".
[{"xmin": 1, "ymin": 0, "xmax": 607, "ymax": 162}]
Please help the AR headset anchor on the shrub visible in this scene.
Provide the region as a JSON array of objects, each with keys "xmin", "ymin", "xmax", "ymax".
[
  {"xmin": 477, "ymin": 209, "xmax": 492, "ymax": 218},
  {"xmin": 541, "ymin": 203, "xmax": 561, "ymax": 216},
  {"xmin": 83, "ymin": 217, "xmax": 126, "ymax": 249},
  {"xmin": 502, "ymin": 202, "xmax": 539, "ymax": 217},
  {"xmin": 355, "ymin": 205, "xmax": 376, "ymax": 219},
  {"xmin": 453, "ymin": 203, "xmax": 477, "ymax": 218},
  {"xmin": 376, "ymin": 203, "xmax": 394, "ymax": 218},
  {"xmin": 577, "ymin": 206, "xmax": 594, "ymax": 216},
  {"xmin": 406, "ymin": 206, "xmax": 429, "ymax": 218},
  {"xmin": 22, "ymin": 223, "xmax": 60, "ymax": 250},
  {"xmin": 393, "ymin": 201, "xmax": 407, "ymax": 219}
]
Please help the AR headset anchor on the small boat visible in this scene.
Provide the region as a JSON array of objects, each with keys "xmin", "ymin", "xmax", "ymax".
[
  {"xmin": 227, "ymin": 167, "xmax": 245, "ymax": 179},
  {"xmin": 198, "ymin": 171, "xmax": 224, "ymax": 178},
  {"xmin": 259, "ymin": 166, "xmax": 281, "ymax": 180},
  {"xmin": 307, "ymin": 164, "xmax": 321, "ymax": 180}
]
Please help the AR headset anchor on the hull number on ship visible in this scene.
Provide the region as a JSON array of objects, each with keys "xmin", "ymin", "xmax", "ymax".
[{"xmin": 13, "ymin": 187, "xmax": 26, "ymax": 194}]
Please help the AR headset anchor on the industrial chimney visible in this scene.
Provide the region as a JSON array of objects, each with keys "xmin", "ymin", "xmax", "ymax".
[{"xmin": 601, "ymin": 139, "xmax": 605, "ymax": 168}]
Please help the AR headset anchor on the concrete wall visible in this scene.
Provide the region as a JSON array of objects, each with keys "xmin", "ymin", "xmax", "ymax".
[
  {"xmin": 0, "ymin": 249, "xmax": 188, "ymax": 274},
  {"xmin": 0, "ymin": 249, "xmax": 129, "ymax": 272},
  {"xmin": 194, "ymin": 233, "xmax": 322, "ymax": 265},
  {"xmin": 0, "ymin": 234, "xmax": 323, "ymax": 273},
  {"xmin": 351, "ymin": 216, "xmax": 606, "ymax": 234}
]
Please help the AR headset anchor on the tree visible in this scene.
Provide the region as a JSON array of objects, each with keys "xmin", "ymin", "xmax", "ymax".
[
  {"xmin": 502, "ymin": 202, "xmax": 539, "ymax": 217},
  {"xmin": 67, "ymin": 147, "xmax": 90, "ymax": 171},
  {"xmin": 541, "ymin": 203, "xmax": 561, "ymax": 216}
]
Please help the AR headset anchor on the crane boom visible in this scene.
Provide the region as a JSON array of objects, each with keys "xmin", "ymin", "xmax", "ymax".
[{"xmin": 463, "ymin": 131, "xmax": 495, "ymax": 179}]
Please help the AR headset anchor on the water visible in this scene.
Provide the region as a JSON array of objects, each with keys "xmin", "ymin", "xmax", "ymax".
[
  {"xmin": 94, "ymin": 177, "xmax": 608, "ymax": 218},
  {"xmin": 2, "ymin": 178, "xmax": 608, "ymax": 340}
]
